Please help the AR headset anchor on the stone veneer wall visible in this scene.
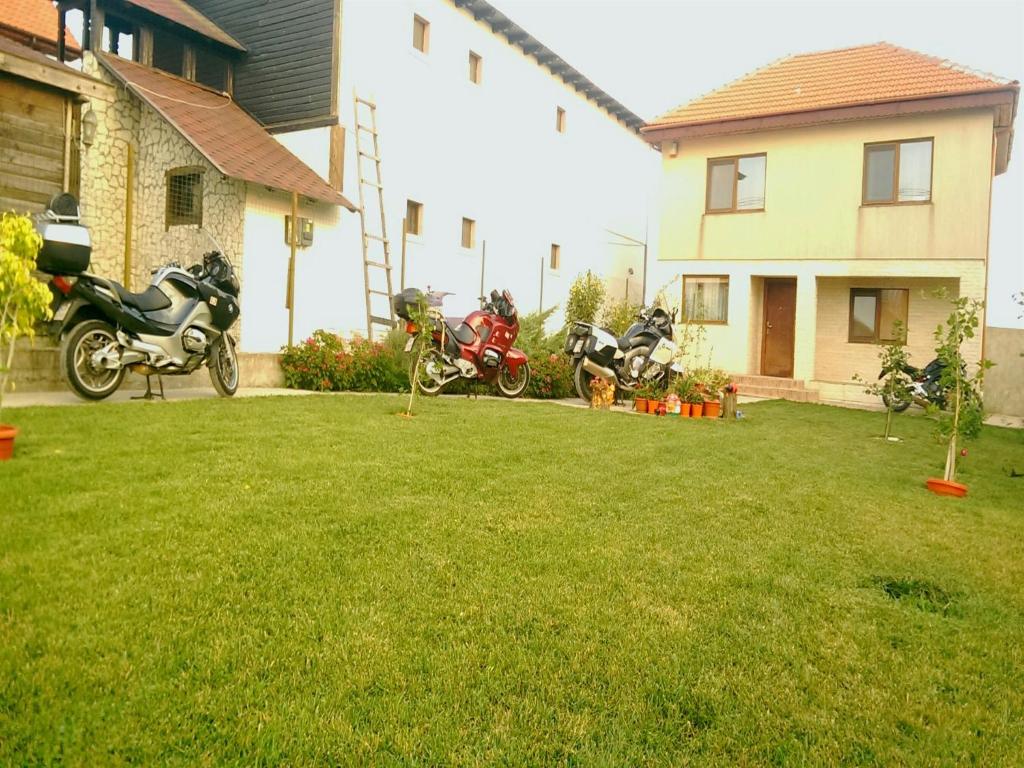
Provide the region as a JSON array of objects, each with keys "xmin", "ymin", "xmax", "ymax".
[{"xmin": 78, "ymin": 53, "xmax": 245, "ymax": 291}]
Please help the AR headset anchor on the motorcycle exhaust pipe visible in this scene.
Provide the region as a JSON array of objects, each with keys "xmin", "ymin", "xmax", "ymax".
[{"xmin": 582, "ymin": 357, "xmax": 616, "ymax": 382}]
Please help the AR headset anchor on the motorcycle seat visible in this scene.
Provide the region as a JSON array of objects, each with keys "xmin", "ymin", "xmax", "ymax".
[
  {"xmin": 116, "ymin": 284, "xmax": 172, "ymax": 312},
  {"xmin": 445, "ymin": 318, "xmax": 476, "ymax": 345}
]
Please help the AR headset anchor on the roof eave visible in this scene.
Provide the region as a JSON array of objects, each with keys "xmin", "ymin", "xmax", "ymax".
[{"xmin": 641, "ymin": 88, "xmax": 1021, "ymax": 146}]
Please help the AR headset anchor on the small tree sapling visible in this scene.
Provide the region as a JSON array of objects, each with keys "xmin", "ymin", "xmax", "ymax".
[
  {"xmin": 854, "ymin": 320, "xmax": 911, "ymax": 441},
  {"xmin": 404, "ymin": 293, "xmax": 434, "ymax": 417}
]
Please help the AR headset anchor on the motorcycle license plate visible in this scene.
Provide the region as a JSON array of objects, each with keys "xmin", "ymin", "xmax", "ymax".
[
  {"xmin": 649, "ymin": 338, "xmax": 675, "ymax": 365},
  {"xmin": 404, "ymin": 337, "xmax": 415, "ymax": 352},
  {"xmin": 53, "ymin": 302, "xmax": 71, "ymax": 322},
  {"xmin": 574, "ymin": 339, "xmax": 584, "ymax": 354}
]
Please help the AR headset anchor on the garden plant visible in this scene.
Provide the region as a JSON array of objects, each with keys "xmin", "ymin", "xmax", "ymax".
[{"xmin": 854, "ymin": 320, "xmax": 911, "ymax": 441}]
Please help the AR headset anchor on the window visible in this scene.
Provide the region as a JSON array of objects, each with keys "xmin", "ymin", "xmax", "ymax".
[
  {"xmin": 406, "ymin": 199, "xmax": 423, "ymax": 235},
  {"xmin": 848, "ymin": 288, "xmax": 909, "ymax": 343},
  {"xmin": 550, "ymin": 243, "xmax": 561, "ymax": 270},
  {"xmin": 152, "ymin": 27, "xmax": 185, "ymax": 76},
  {"xmin": 461, "ymin": 217, "xmax": 475, "ymax": 249},
  {"xmin": 469, "ymin": 51, "xmax": 482, "ymax": 84},
  {"xmin": 165, "ymin": 167, "xmax": 203, "ymax": 228},
  {"xmin": 555, "ymin": 107, "xmax": 566, "ymax": 133},
  {"xmin": 706, "ymin": 154, "xmax": 766, "ymax": 213},
  {"xmin": 195, "ymin": 50, "xmax": 229, "ymax": 92},
  {"xmin": 863, "ymin": 139, "xmax": 933, "ymax": 204},
  {"xmin": 683, "ymin": 276, "xmax": 729, "ymax": 323},
  {"xmin": 412, "ymin": 15, "xmax": 429, "ymax": 53}
]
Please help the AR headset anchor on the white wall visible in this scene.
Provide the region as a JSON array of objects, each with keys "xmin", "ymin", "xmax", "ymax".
[{"xmin": 246, "ymin": 0, "xmax": 656, "ymax": 351}]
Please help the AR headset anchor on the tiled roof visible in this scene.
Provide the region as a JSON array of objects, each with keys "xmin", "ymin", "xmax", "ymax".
[
  {"xmin": 0, "ymin": 0, "xmax": 80, "ymax": 54},
  {"xmin": 647, "ymin": 42, "xmax": 1019, "ymax": 130},
  {"xmin": 123, "ymin": 0, "xmax": 245, "ymax": 51},
  {"xmin": 100, "ymin": 55, "xmax": 354, "ymax": 208}
]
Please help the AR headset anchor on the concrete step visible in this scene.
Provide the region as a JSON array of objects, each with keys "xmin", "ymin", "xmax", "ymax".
[
  {"xmin": 730, "ymin": 374, "xmax": 808, "ymax": 391},
  {"xmin": 729, "ymin": 374, "xmax": 820, "ymax": 403}
]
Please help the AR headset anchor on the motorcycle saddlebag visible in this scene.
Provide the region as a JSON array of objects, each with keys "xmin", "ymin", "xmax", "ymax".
[
  {"xmin": 198, "ymin": 283, "xmax": 240, "ymax": 330},
  {"xmin": 35, "ymin": 221, "xmax": 91, "ymax": 275},
  {"xmin": 392, "ymin": 288, "xmax": 426, "ymax": 321}
]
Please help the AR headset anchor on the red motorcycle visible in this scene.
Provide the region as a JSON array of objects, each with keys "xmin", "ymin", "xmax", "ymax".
[{"xmin": 393, "ymin": 288, "xmax": 531, "ymax": 397}]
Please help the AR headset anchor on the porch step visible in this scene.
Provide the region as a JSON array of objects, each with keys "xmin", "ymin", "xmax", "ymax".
[{"xmin": 729, "ymin": 374, "xmax": 820, "ymax": 403}]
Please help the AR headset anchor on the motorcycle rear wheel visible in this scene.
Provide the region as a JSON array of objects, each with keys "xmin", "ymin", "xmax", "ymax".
[
  {"xmin": 573, "ymin": 360, "xmax": 600, "ymax": 402},
  {"xmin": 881, "ymin": 392, "xmax": 912, "ymax": 413},
  {"xmin": 410, "ymin": 349, "xmax": 444, "ymax": 396},
  {"xmin": 61, "ymin": 319, "xmax": 126, "ymax": 401},
  {"xmin": 209, "ymin": 334, "xmax": 239, "ymax": 397},
  {"xmin": 496, "ymin": 361, "xmax": 530, "ymax": 398}
]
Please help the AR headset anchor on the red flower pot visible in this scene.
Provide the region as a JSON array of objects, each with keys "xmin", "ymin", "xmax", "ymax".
[
  {"xmin": 647, "ymin": 399, "xmax": 660, "ymax": 414},
  {"xmin": 0, "ymin": 425, "xmax": 18, "ymax": 461},
  {"xmin": 679, "ymin": 402, "xmax": 691, "ymax": 417},
  {"xmin": 691, "ymin": 402, "xmax": 704, "ymax": 418},
  {"xmin": 926, "ymin": 478, "xmax": 967, "ymax": 497},
  {"xmin": 635, "ymin": 398, "xmax": 648, "ymax": 413},
  {"xmin": 704, "ymin": 400, "xmax": 721, "ymax": 419}
]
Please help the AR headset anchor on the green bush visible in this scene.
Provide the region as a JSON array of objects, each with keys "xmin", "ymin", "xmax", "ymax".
[
  {"xmin": 525, "ymin": 353, "xmax": 574, "ymax": 399},
  {"xmin": 281, "ymin": 331, "xmax": 408, "ymax": 393},
  {"xmin": 565, "ymin": 271, "xmax": 605, "ymax": 326},
  {"xmin": 601, "ymin": 299, "xmax": 641, "ymax": 336}
]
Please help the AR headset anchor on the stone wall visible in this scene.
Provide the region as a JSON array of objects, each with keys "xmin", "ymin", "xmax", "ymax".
[
  {"xmin": 78, "ymin": 53, "xmax": 245, "ymax": 290},
  {"xmin": 984, "ymin": 326, "xmax": 1024, "ymax": 417}
]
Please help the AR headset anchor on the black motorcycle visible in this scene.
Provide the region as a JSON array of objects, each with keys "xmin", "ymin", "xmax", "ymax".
[
  {"xmin": 35, "ymin": 194, "xmax": 241, "ymax": 400},
  {"xmin": 880, "ymin": 358, "xmax": 970, "ymax": 412},
  {"xmin": 564, "ymin": 306, "xmax": 680, "ymax": 402}
]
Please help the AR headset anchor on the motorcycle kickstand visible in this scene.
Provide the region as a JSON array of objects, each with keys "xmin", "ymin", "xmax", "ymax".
[{"xmin": 131, "ymin": 373, "xmax": 165, "ymax": 401}]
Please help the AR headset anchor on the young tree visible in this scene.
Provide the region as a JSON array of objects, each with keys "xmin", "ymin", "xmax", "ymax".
[
  {"xmin": 1, "ymin": 213, "xmax": 53, "ymax": 424},
  {"xmin": 565, "ymin": 271, "xmax": 605, "ymax": 326},
  {"xmin": 931, "ymin": 295, "xmax": 991, "ymax": 485},
  {"xmin": 854, "ymin": 320, "xmax": 911, "ymax": 440},
  {"xmin": 404, "ymin": 294, "xmax": 434, "ymax": 417}
]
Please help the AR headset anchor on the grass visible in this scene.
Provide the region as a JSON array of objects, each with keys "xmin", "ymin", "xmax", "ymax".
[{"xmin": 1, "ymin": 395, "xmax": 1023, "ymax": 765}]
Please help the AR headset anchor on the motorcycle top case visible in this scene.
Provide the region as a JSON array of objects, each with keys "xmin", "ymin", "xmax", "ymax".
[
  {"xmin": 198, "ymin": 283, "xmax": 239, "ymax": 330},
  {"xmin": 392, "ymin": 288, "xmax": 426, "ymax": 321},
  {"xmin": 34, "ymin": 221, "xmax": 91, "ymax": 275}
]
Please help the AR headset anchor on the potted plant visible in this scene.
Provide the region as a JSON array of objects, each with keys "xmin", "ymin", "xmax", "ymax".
[
  {"xmin": 854, "ymin": 320, "xmax": 911, "ymax": 442},
  {"xmin": 672, "ymin": 373, "xmax": 695, "ymax": 417},
  {"xmin": 702, "ymin": 368, "xmax": 730, "ymax": 419},
  {"xmin": 688, "ymin": 388, "xmax": 705, "ymax": 418},
  {"xmin": 926, "ymin": 295, "xmax": 990, "ymax": 497},
  {"xmin": 634, "ymin": 381, "xmax": 661, "ymax": 414},
  {"xmin": 1, "ymin": 213, "xmax": 53, "ymax": 459}
]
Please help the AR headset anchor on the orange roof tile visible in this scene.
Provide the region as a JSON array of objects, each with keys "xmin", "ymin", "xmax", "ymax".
[
  {"xmin": 0, "ymin": 0, "xmax": 80, "ymax": 54},
  {"xmin": 646, "ymin": 42, "xmax": 1018, "ymax": 130},
  {"xmin": 100, "ymin": 54, "xmax": 354, "ymax": 208},
  {"xmin": 123, "ymin": 0, "xmax": 245, "ymax": 51}
]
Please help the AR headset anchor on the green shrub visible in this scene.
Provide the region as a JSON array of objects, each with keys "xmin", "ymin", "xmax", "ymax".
[
  {"xmin": 565, "ymin": 271, "xmax": 605, "ymax": 326},
  {"xmin": 281, "ymin": 331, "xmax": 408, "ymax": 393},
  {"xmin": 525, "ymin": 353, "xmax": 573, "ymax": 399},
  {"xmin": 601, "ymin": 299, "xmax": 641, "ymax": 336}
]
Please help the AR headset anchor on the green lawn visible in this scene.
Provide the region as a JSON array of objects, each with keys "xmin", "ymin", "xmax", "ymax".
[{"xmin": 1, "ymin": 395, "xmax": 1023, "ymax": 765}]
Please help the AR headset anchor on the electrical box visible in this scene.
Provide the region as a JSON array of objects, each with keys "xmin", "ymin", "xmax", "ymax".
[{"xmin": 284, "ymin": 215, "xmax": 314, "ymax": 248}]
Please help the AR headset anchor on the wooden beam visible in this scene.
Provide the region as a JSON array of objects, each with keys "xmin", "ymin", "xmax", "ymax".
[{"xmin": 0, "ymin": 52, "xmax": 116, "ymax": 101}]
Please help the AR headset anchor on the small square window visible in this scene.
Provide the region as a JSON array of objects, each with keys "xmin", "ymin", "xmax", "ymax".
[
  {"xmin": 706, "ymin": 154, "xmax": 766, "ymax": 213},
  {"xmin": 555, "ymin": 107, "xmax": 566, "ymax": 133},
  {"xmin": 165, "ymin": 167, "xmax": 203, "ymax": 228},
  {"xmin": 412, "ymin": 15, "xmax": 429, "ymax": 53},
  {"xmin": 863, "ymin": 139, "xmax": 933, "ymax": 204},
  {"xmin": 406, "ymin": 199, "xmax": 423, "ymax": 236},
  {"xmin": 550, "ymin": 243, "xmax": 561, "ymax": 270},
  {"xmin": 461, "ymin": 217, "xmax": 475, "ymax": 249},
  {"xmin": 848, "ymin": 288, "xmax": 909, "ymax": 343},
  {"xmin": 469, "ymin": 51, "xmax": 482, "ymax": 84},
  {"xmin": 683, "ymin": 276, "xmax": 729, "ymax": 324}
]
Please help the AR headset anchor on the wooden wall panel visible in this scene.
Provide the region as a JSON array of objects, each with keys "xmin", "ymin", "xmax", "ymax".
[{"xmin": 0, "ymin": 77, "xmax": 67, "ymax": 213}]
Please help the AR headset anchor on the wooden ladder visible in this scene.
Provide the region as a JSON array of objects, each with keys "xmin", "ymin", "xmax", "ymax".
[{"xmin": 353, "ymin": 93, "xmax": 396, "ymax": 338}]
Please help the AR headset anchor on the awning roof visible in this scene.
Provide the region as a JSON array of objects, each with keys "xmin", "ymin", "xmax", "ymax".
[
  {"xmin": 100, "ymin": 54, "xmax": 355, "ymax": 208},
  {"xmin": 121, "ymin": 0, "xmax": 245, "ymax": 51}
]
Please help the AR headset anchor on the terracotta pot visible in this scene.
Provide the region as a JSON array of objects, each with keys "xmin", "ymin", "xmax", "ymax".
[
  {"xmin": 0, "ymin": 424, "xmax": 18, "ymax": 461},
  {"xmin": 691, "ymin": 402, "xmax": 704, "ymax": 418},
  {"xmin": 679, "ymin": 402, "xmax": 691, "ymax": 417},
  {"xmin": 704, "ymin": 400, "xmax": 721, "ymax": 419},
  {"xmin": 635, "ymin": 397, "xmax": 648, "ymax": 413},
  {"xmin": 647, "ymin": 399, "xmax": 660, "ymax": 414},
  {"xmin": 926, "ymin": 478, "xmax": 968, "ymax": 497}
]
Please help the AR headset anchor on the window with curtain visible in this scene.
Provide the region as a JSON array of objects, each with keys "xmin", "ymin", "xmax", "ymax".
[
  {"xmin": 863, "ymin": 139, "xmax": 933, "ymax": 204},
  {"xmin": 848, "ymin": 288, "xmax": 909, "ymax": 343},
  {"xmin": 706, "ymin": 154, "xmax": 766, "ymax": 212},
  {"xmin": 683, "ymin": 276, "xmax": 729, "ymax": 323}
]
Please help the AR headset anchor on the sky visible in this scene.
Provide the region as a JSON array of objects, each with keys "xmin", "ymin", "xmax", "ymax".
[{"xmin": 495, "ymin": 0, "xmax": 1024, "ymax": 327}]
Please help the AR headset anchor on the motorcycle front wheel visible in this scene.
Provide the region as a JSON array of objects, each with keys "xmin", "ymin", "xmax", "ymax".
[
  {"xmin": 61, "ymin": 319, "xmax": 126, "ymax": 400},
  {"xmin": 409, "ymin": 349, "xmax": 445, "ymax": 396},
  {"xmin": 209, "ymin": 334, "xmax": 239, "ymax": 397},
  {"xmin": 496, "ymin": 361, "xmax": 530, "ymax": 398}
]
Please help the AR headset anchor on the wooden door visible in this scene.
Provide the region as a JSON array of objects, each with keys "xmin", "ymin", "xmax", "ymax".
[
  {"xmin": 0, "ymin": 77, "xmax": 67, "ymax": 214},
  {"xmin": 761, "ymin": 278, "xmax": 796, "ymax": 378}
]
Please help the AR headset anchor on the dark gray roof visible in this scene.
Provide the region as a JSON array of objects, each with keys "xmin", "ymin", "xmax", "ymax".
[{"xmin": 453, "ymin": 0, "xmax": 644, "ymax": 133}]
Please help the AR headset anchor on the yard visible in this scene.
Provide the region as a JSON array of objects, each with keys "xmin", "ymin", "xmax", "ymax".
[{"xmin": 1, "ymin": 395, "xmax": 1023, "ymax": 765}]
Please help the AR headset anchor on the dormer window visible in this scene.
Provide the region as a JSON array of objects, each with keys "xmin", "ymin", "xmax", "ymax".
[
  {"xmin": 152, "ymin": 27, "xmax": 185, "ymax": 76},
  {"xmin": 195, "ymin": 49, "xmax": 229, "ymax": 91}
]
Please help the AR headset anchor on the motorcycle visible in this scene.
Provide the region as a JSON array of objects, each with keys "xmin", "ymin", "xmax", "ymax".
[
  {"xmin": 880, "ymin": 358, "xmax": 972, "ymax": 412},
  {"xmin": 564, "ymin": 306, "xmax": 681, "ymax": 402},
  {"xmin": 34, "ymin": 194, "xmax": 241, "ymax": 401},
  {"xmin": 392, "ymin": 287, "xmax": 531, "ymax": 397}
]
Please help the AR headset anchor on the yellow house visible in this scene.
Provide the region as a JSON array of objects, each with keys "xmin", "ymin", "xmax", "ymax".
[{"xmin": 641, "ymin": 43, "xmax": 1019, "ymax": 404}]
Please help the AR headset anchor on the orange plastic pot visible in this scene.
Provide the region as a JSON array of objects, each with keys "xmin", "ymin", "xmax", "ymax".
[
  {"xmin": 679, "ymin": 402, "xmax": 691, "ymax": 417},
  {"xmin": 647, "ymin": 399, "xmax": 660, "ymax": 414},
  {"xmin": 635, "ymin": 398, "xmax": 648, "ymax": 413},
  {"xmin": 0, "ymin": 425, "xmax": 18, "ymax": 461},
  {"xmin": 704, "ymin": 400, "xmax": 721, "ymax": 419},
  {"xmin": 691, "ymin": 402, "xmax": 704, "ymax": 418},
  {"xmin": 926, "ymin": 478, "xmax": 967, "ymax": 497}
]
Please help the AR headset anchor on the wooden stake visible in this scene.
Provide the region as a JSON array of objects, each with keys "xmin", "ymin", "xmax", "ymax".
[
  {"xmin": 286, "ymin": 191, "xmax": 298, "ymax": 348},
  {"xmin": 123, "ymin": 143, "xmax": 134, "ymax": 289},
  {"xmin": 400, "ymin": 217, "xmax": 408, "ymax": 292}
]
